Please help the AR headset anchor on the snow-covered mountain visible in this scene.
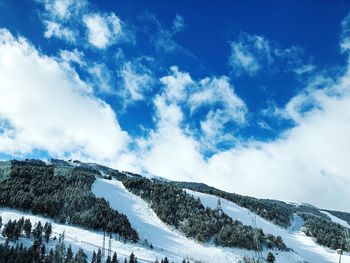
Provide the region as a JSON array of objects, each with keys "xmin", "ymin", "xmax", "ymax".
[{"xmin": 0, "ymin": 159, "xmax": 349, "ymax": 263}]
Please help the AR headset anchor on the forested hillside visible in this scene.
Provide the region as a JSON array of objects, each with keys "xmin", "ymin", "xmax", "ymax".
[
  {"xmin": 298, "ymin": 212, "xmax": 350, "ymax": 251},
  {"xmin": 0, "ymin": 160, "xmax": 138, "ymax": 242},
  {"xmin": 1, "ymin": 159, "xmax": 349, "ymax": 261},
  {"xmin": 122, "ymin": 177, "xmax": 287, "ymax": 251},
  {"xmin": 173, "ymin": 181, "xmax": 350, "ymax": 252},
  {"xmin": 324, "ymin": 210, "xmax": 350, "ymax": 225}
]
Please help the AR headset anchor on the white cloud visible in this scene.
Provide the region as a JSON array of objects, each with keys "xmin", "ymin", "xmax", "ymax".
[
  {"xmin": 119, "ymin": 61, "xmax": 153, "ymax": 104},
  {"xmin": 190, "ymin": 77, "xmax": 247, "ymax": 124},
  {"xmin": 159, "ymin": 66, "xmax": 193, "ymax": 102},
  {"xmin": 37, "ymin": 0, "xmax": 87, "ymax": 43},
  {"xmin": 88, "ymin": 63, "xmax": 114, "ymax": 93},
  {"xmin": 37, "ymin": 0, "xmax": 87, "ymax": 19},
  {"xmin": 118, "ymin": 60, "xmax": 350, "ymax": 212},
  {"xmin": 83, "ymin": 12, "xmax": 122, "ymax": 49},
  {"xmin": 59, "ymin": 49, "xmax": 86, "ymax": 66},
  {"xmin": 0, "ymin": 29, "xmax": 129, "ymax": 162},
  {"xmin": 172, "ymin": 15, "xmax": 185, "ymax": 32},
  {"xmin": 229, "ymin": 33, "xmax": 312, "ymax": 76},
  {"xmin": 143, "ymin": 13, "xmax": 188, "ymax": 54},
  {"xmin": 43, "ymin": 21, "xmax": 76, "ymax": 42},
  {"xmin": 341, "ymin": 14, "xmax": 350, "ymax": 52},
  {"xmin": 229, "ymin": 33, "xmax": 271, "ymax": 75},
  {"xmin": 156, "ymin": 67, "xmax": 247, "ymax": 150}
]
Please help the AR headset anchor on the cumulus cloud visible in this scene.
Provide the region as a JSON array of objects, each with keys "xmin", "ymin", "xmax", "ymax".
[
  {"xmin": 120, "ymin": 58, "xmax": 350, "ymax": 211},
  {"xmin": 83, "ymin": 12, "xmax": 123, "ymax": 49},
  {"xmin": 159, "ymin": 66, "xmax": 193, "ymax": 102},
  {"xmin": 158, "ymin": 67, "xmax": 247, "ymax": 149},
  {"xmin": 0, "ymin": 29, "xmax": 129, "ymax": 162}
]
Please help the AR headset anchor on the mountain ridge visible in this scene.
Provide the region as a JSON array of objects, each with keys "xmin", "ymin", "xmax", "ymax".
[{"xmin": 0, "ymin": 158, "xmax": 349, "ymax": 263}]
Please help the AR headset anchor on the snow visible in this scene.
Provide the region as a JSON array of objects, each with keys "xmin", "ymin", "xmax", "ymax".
[
  {"xmin": 2, "ymin": 177, "xmax": 348, "ymax": 263},
  {"xmin": 320, "ymin": 210, "xmax": 350, "ymax": 229},
  {"xmin": 0, "ymin": 208, "xmax": 171, "ymax": 263},
  {"xmin": 92, "ymin": 178, "xmax": 248, "ymax": 263},
  {"xmin": 185, "ymin": 189, "xmax": 350, "ymax": 263}
]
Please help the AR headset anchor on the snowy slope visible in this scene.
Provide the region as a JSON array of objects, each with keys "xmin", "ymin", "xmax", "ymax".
[
  {"xmin": 185, "ymin": 189, "xmax": 350, "ymax": 263},
  {"xmin": 92, "ymin": 178, "xmax": 251, "ymax": 263},
  {"xmin": 320, "ymin": 210, "xmax": 350, "ymax": 229},
  {"xmin": 0, "ymin": 208, "xmax": 170, "ymax": 263}
]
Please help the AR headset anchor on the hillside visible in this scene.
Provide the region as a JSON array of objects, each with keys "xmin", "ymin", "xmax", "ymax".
[{"xmin": 0, "ymin": 159, "xmax": 349, "ymax": 263}]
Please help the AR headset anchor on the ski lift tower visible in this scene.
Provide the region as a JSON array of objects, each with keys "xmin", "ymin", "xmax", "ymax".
[{"xmin": 217, "ymin": 197, "xmax": 223, "ymax": 216}]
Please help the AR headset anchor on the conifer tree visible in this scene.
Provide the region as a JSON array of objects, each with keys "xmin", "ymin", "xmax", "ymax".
[
  {"xmin": 96, "ymin": 248, "xmax": 102, "ymax": 263},
  {"xmin": 65, "ymin": 245, "xmax": 74, "ymax": 263},
  {"xmin": 267, "ymin": 252, "xmax": 275, "ymax": 263},
  {"xmin": 111, "ymin": 252, "xmax": 118, "ymax": 263},
  {"xmin": 23, "ymin": 218, "xmax": 32, "ymax": 237},
  {"xmin": 91, "ymin": 250, "xmax": 97, "ymax": 263},
  {"xmin": 44, "ymin": 222, "xmax": 52, "ymax": 243},
  {"xmin": 75, "ymin": 248, "xmax": 88, "ymax": 263}
]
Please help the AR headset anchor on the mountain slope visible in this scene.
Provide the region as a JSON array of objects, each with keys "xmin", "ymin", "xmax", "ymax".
[
  {"xmin": 185, "ymin": 189, "xmax": 350, "ymax": 263},
  {"xmin": 93, "ymin": 178, "xmax": 245, "ymax": 262},
  {"xmin": 1, "ymin": 159, "xmax": 350, "ymax": 263}
]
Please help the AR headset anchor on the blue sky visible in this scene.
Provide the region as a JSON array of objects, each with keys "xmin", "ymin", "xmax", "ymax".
[{"xmin": 1, "ymin": 0, "xmax": 350, "ymax": 211}]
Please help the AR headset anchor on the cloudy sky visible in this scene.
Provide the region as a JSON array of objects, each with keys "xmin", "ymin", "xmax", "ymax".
[{"xmin": 1, "ymin": 0, "xmax": 350, "ymax": 212}]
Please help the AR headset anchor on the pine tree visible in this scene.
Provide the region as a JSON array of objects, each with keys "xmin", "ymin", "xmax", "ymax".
[
  {"xmin": 267, "ymin": 252, "xmax": 275, "ymax": 263},
  {"xmin": 111, "ymin": 252, "xmax": 118, "ymax": 263},
  {"xmin": 23, "ymin": 219, "xmax": 32, "ymax": 237},
  {"xmin": 129, "ymin": 252, "xmax": 136, "ymax": 263},
  {"xmin": 106, "ymin": 255, "xmax": 111, "ymax": 263},
  {"xmin": 44, "ymin": 222, "xmax": 52, "ymax": 243},
  {"xmin": 91, "ymin": 250, "xmax": 97, "ymax": 263},
  {"xmin": 96, "ymin": 248, "xmax": 102, "ymax": 263},
  {"xmin": 65, "ymin": 245, "xmax": 74, "ymax": 263},
  {"xmin": 33, "ymin": 221, "xmax": 43, "ymax": 241},
  {"xmin": 75, "ymin": 248, "xmax": 88, "ymax": 263}
]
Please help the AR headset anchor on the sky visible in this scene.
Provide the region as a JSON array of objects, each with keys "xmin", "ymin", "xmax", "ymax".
[{"xmin": 0, "ymin": 0, "xmax": 350, "ymax": 212}]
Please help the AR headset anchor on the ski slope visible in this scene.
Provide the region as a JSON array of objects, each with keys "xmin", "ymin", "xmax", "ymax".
[
  {"xmin": 185, "ymin": 189, "xmax": 350, "ymax": 263},
  {"xmin": 93, "ymin": 178, "xmax": 249, "ymax": 263},
  {"xmin": 0, "ymin": 208, "xmax": 170, "ymax": 263},
  {"xmin": 320, "ymin": 210, "xmax": 350, "ymax": 229}
]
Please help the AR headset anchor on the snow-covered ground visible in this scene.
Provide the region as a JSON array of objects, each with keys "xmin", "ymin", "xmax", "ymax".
[
  {"xmin": 92, "ymin": 178, "xmax": 248, "ymax": 262},
  {"xmin": 185, "ymin": 189, "xmax": 350, "ymax": 263},
  {"xmin": 320, "ymin": 210, "xmax": 350, "ymax": 229},
  {"xmin": 2, "ymin": 178, "xmax": 347, "ymax": 263},
  {"xmin": 0, "ymin": 208, "xmax": 173, "ymax": 263},
  {"xmin": 92, "ymin": 178, "xmax": 305, "ymax": 263}
]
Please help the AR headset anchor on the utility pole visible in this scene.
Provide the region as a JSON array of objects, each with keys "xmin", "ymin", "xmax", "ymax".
[
  {"xmin": 252, "ymin": 216, "xmax": 263, "ymax": 260},
  {"xmin": 108, "ymin": 232, "xmax": 112, "ymax": 259},
  {"xmin": 339, "ymin": 228, "xmax": 350, "ymax": 263},
  {"xmin": 102, "ymin": 230, "xmax": 106, "ymax": 259}
]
